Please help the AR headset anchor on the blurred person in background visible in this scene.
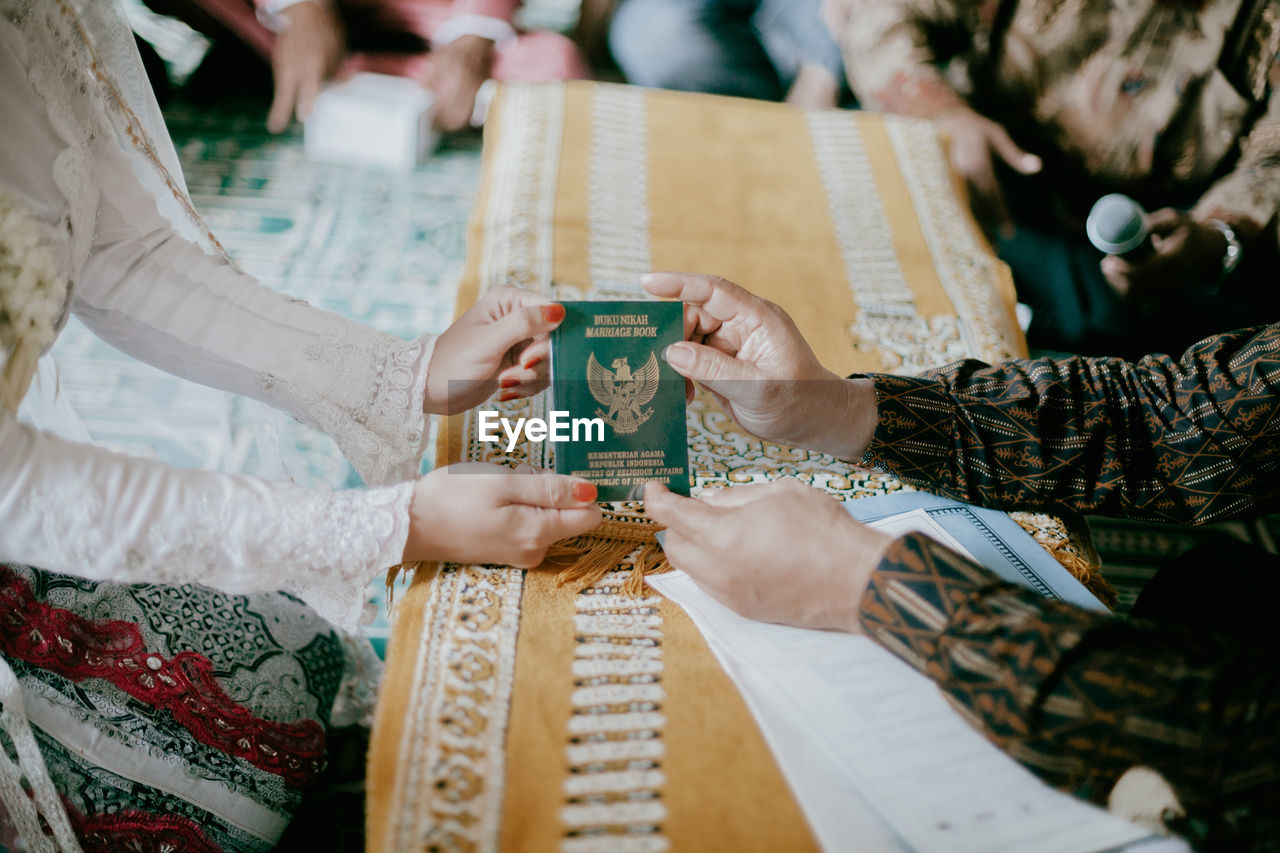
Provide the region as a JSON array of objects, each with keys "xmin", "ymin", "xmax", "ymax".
[
  {"xmin": 144, "ymin": 0, "xmax": 588, "ymax": 132},
  {"xmin": 608, "ymin": 0, "xmax": 849, "ymax": 109},
  {"xmin": 835, "ymin": 0, "xmax": 1280, "ymax": 357}
]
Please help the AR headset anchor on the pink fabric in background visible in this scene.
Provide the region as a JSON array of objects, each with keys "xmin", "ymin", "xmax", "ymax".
[
  {"xmin": 162, "ymin": 0, "xmax": 586, "ymax": 82},
  {"xmin": 352, "ymin": 29, "xmax": 587, "ymax": 81}
]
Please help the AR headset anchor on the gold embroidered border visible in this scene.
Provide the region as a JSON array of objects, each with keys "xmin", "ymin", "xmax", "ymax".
[
  {"xmin": 883, "ymin": 116, "xmax": 1025, "ymax": 364},
  {"xmin": 562, "ymin": 83, "xmax": 671, "ymax": 850},
  {"xmin": 392, "ymin": 566, "xmax": 524, "ymax": 851},
  {"xmin": 587, "ymin": 84, "xmax": 651, "ymax": 296}
]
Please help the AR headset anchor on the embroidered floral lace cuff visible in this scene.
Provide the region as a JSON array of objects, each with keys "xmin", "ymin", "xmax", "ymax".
[{"xmin": 261, "ymin": 327, "xmax": 435, "ymax": 488}]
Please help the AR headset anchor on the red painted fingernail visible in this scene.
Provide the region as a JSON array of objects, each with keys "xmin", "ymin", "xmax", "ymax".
[
  {"xmin": 542, "ymin": 304, "xmax": 565, "ymax": 323},
  {"xmin": 523, "ymin": 356, "xmax": 542, "ymax": 370},
  {"xmin": 499, "ymin": 390, "xmax": 519, "ymax": 402},
  {"xmin": 573, "ymin": 482, "xmax": 598, "ymax": 502},
  {"xmin": 499, "ymin": 377, "xmax": 519, "ymax": 389}
]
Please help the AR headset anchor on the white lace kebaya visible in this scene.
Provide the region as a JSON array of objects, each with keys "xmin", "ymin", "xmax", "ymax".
[
  {"xmin": 0, "ymin": 1, "xmax": 434, "ymax": 636},
  {"xmin": 0, "ymin": 3, "xmax": 448, "ymax": 848}
]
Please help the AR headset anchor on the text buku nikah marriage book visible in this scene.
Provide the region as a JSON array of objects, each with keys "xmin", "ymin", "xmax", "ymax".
[{"xmin": 550, "ymin": 301, "xmax": 691, "ymax": 501}]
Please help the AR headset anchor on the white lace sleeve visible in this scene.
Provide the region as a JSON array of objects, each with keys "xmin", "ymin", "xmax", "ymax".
[
  {"xmin": 73, "ymin": 124, "xmax": 434, "ymax": 487},
  {"xmin": 0, "ymin": 409, "xmax": 411, "ymax": 633}
]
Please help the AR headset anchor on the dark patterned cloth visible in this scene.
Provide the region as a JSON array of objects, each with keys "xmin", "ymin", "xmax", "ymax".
[
  {"xmin": 0, "ymin": 564, "xmax": 346, "ymax": 853},
  {"xmin": 859, "ymin": 323, "xmax": 1280, "ymax": 849}
]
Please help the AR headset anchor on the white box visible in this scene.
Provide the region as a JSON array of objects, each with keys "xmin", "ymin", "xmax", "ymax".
[{"xmin": 304, "ymin": 72, "xmax": 438, "ymax": 170}]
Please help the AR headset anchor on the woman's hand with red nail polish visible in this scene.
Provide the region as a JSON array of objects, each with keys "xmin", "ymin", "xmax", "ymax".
[
  {"xmin": 494, "ymin": 337, "xmax": 551, "ymax": 400},
  {"xmin": 422, "ymin": 286, "xmax": 564, "ymax": 415},
  {"xmin": 403, "ymin": 463, "xmax": 602, "ymax": 566}
]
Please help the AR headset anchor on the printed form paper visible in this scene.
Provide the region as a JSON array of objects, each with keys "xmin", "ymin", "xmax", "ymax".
[{"xmin": 649, "ymin": 498, "xmax": 1186, "ymax": 853}]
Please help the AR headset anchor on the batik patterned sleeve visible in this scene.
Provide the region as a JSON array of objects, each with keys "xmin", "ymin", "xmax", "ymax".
[
  {"xmin": 862, "ymin": 324, "xmax": 1280, "ymax": 523},
  {"xmin": 859, "ymin": 532, "xmax": 1280, "ymax": 846},
  {"xmin": 836, "ymin": 0, "xmax": 976, "ymax": 117}
]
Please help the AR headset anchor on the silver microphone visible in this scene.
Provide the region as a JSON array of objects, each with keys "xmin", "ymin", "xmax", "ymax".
[{"xmin": 1086, "ymin": 194, "xmax": 1155, "ymax": 261}]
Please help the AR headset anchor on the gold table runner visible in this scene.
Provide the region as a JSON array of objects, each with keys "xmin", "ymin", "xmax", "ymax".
[{"xmin": 369, "ymin": 81, "xmax": 1078, "ymax": 853}]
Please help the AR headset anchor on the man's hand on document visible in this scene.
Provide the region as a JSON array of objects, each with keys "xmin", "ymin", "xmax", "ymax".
[{"xmin": 644, "ymin": 478, "xmax": 892, "ymax": 632}]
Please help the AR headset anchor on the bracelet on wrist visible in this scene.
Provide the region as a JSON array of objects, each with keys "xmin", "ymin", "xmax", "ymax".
[
  {"xmin": 1206, "ymin": 218, "xmax": 1243, "ymax": 275},
  {"xmin": 1202, "ymin": 218, "xmax": 1242, "ymax": 296}
]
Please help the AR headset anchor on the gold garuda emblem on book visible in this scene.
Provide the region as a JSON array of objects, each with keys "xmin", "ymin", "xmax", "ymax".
[{"xmin": 587, "ymin": 352, "xmax": 659, "ymax": 434}]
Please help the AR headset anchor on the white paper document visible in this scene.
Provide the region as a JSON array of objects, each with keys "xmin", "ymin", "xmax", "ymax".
[{"xmin": 648, "ymin": 496, "xmax": 1182, "ymax": 853}]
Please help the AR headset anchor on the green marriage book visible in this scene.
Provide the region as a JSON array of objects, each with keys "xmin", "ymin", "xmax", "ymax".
[{"xmin": 550, "ymin": 301, "xmax": 691, "ymax": 501}]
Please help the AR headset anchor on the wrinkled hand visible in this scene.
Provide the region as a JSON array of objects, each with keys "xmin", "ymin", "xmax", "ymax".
[
  {"xmin": 644, "ymin": 479, "xmax": 889, "ymax": 631},
  {"xmin": 404, "ymin": 463, "xmax": 601, "ymax": 565},
  {"xmin": 424, "ymin": 35, "xmax": 495, "ymax": 132},
  {"xmin": 423, "ymin": 285, "xmax": 562, "ymax": 415},
  {"xmin": 1099, "ymin": 209, "xmax": 1228, "ymax": 300},
  {"xmin": 935, "ymin": 105, "xmax": 1042, "ymax": 239},
  {"xmin": 267, "ymin": 1, "xmax": 346, "ymax": 133},
  {"xmin": 640, "ymin": 272, "xmax": 877, "ymax": 461}
]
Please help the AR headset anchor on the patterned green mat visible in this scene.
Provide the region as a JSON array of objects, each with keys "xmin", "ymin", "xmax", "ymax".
[{"xmin": 40, "ymin": 95, "xmax": 483, "ymax": 657}]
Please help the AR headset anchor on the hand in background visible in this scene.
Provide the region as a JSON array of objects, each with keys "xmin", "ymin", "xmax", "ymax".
[
  {"xmin": 644, "ymin": 479, "xmax": 889, "ymax": 631},
  {"xmin": 935, "ymin": 105, "xmax": 1042, "ymax": 239},
  {"xmin": 404, "ymin": 463, "xmax": 601, "ymax": 565},
  {"xmin": 785, "ymin": 62, "xmax": 840, "ymax": 110},
  {"xmin": 821, "ymin": 0, "xmax": 851, "ymax": 36},
  {"xmin": 640, "ymin": 272, "xmax": 878, "ymax": 461},
  {"xmin": 1100, "ymin": 209, "xmax": 1229, "ymax": 300},
  {"xmin": 267, "ymin": 1, "xmax": 346, "ymax": 133},
  {"xmin": 424, "ymin": 35, "xmax": 495, "ymax": 132},
  {"xmin": 423, "ymin": 285, "xmax": 562, "ymax": 416}
]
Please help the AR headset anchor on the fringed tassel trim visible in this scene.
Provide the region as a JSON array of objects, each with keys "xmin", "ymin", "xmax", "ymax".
[
  {"xmin": 1011, "ymin": 511, "xmax": 1117, "ymax": 610},
  {"xmin": 542, "ymin": 516, "xmax": 671, "ymax": 596},
  {"xmin": 384, "ymin": 561, "xmax": 435, "ymax": 613},
  {"xmin": 383, "ymin": 517, "xmax": 671, "ymax": 606}
]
